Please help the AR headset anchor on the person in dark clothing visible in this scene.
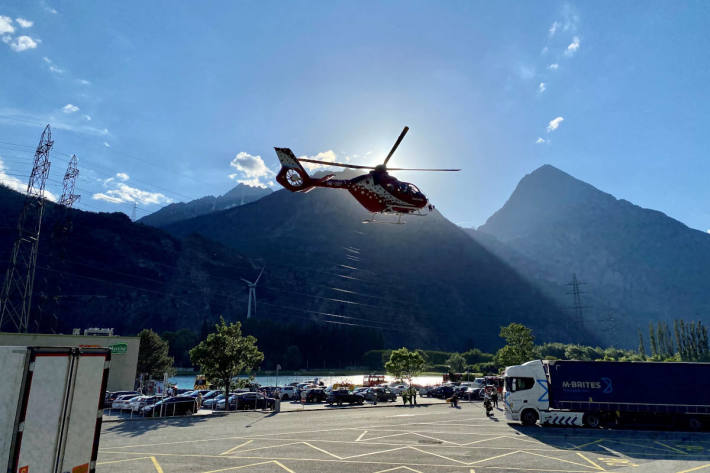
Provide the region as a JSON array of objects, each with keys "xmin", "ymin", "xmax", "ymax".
[{"xmin": 491, "ymin": 390, "xmax": 498, "ymax": 408}]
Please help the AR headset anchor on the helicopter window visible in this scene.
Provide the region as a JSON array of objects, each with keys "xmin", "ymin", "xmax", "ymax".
[{"xmin": 408, "ymin": 184, "xmax": 420, "ymax": 194}]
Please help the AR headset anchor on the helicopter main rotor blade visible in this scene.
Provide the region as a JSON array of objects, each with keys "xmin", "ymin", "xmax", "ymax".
[
  {"xmin": 386, "ymin": 167, "xmax": 461, "ymax": 171},
  {"xmin": 383, "ymin": 126, "xmax": 409, "ymax": 167},
  {"xmin": 297, "ymin": 158, "xmax": 375, "ymax": 170}
]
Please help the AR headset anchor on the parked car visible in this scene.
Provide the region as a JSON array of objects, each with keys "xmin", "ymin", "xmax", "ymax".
[
  {"xmin": 364, "ymin": 387, "xmax": 397, "ymax": 402},
  {"xmin": 203, "ymin": 394, "xmax": 225, "ymax": 409},
  {"xmin": 142, "ymin": 396, "xmax": 197, "ymax": 417},
  {"xmin": 388, "ymin": 384, "xmax": 409, "ymax": 395},
  {"xmin": 112, "ymin": 394, "xmax": 141, "ymax": 410},
  {"xmin": 219, "ymin": 392, "xmax": 275, "ymax": 410},
  {"xmin": 327, "ymin": 389, "xmax": 365, "ymax": 406},
  {"xmin": 301, "ymin": 388, "xmax": 327, "ymax": 403},
  {"xmin": 105, "ymin": 391, "xmax": 138, "ymax": 404},
  {"xmin": 461, "ymin": 387, "xmax": 483, "ymax": 400},
  {"xmin": 130, "ymin": 395, "xmax": 163, "ymax": 412},
  {"xmin": 429, "ymin": 385, "xmax": 455, "ymax": 399},
  {"xmin": 278, "ymin": 386, "xmax": 298, "ymax": 400}
]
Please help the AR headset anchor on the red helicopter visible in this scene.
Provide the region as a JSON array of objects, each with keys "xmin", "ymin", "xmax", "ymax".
[{"xmin": 274, "ymin": 127, "xmax": 459, "ymax": 223}]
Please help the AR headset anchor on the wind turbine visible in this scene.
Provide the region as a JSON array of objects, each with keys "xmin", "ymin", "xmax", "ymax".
[{"xmin": 241, "ymin": 267, "xmax": 264, "ymax": 319}]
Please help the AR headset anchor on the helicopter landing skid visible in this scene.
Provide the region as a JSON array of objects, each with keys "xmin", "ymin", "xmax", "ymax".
[{"xmin": 362, "ymin": 213, "xmax": 406, "ymax": 225}]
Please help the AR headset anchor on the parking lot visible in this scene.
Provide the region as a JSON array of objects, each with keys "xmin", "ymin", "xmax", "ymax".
[{"xmin": 98, "ymin": 402, "xmax": 710, "ymax": 473}]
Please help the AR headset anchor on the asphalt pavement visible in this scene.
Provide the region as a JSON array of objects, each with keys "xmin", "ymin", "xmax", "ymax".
[{"xmin": 97, "ymin": 402, "xmax": 710, "ymax": 473}]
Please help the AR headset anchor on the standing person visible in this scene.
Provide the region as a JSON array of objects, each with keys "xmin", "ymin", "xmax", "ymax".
[
  {"xmin": 491, "ymin": 389, "xmax": 498, "ymax": 408},
  {"xmin": 197, "ymin": 392, "xmax": 203, "ymax": 410},
  {"xmin": 402, "ymin": 390, "xmax": 409, "ymax": 406},
  {"xmin": 412, "ymin": 387, "xmax": 417, "ymax": 405}
]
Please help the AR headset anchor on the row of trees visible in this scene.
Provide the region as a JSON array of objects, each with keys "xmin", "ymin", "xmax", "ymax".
[
  {"xmin": 641, "ymin": 320, "xmax": 710, "ymax": 361},
  {"xmin": 137, "ymin": 318, "xmax": 264, "ymax": 410}
]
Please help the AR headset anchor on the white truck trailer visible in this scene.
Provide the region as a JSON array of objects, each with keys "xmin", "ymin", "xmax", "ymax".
[{"xmin": 0, "ymin": 346, "xmax": 111, "ymax": 473}]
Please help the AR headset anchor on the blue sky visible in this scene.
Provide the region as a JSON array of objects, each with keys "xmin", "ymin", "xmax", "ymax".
[{"xmin": 0, "ymin": 1, "xmax": 708, "ymax": 231}]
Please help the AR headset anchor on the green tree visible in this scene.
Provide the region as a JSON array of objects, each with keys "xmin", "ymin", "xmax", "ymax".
[
  {"xmin": 385, "ymin": 347, "xmax": 425, "ymax": 385},
  {"xmin": 189, "ymin": 317, "xmax": 264, "ymax": 410},
  {"xmin": 494, "ymin": 323, "xmax": 536, "ymax": 367},
  {"xmin": 162, "ymin": 328, "xmax": 199, "ymax": 367},
  {"xmin": 446, "ymin": 353, "xmax": 467, "ymax": 373},
  {"xmin": 137, "ymin": 329, "xmax": 175, "ymax": 380},
  {"xmin": 638, "ymin": 330, "xmax": 646, "ymax": 358}
]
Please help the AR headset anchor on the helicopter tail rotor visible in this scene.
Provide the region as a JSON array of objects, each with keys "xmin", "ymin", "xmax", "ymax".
[{"xmin": 275, "ymin": 147, "xmax": 334, "ymax": 193}]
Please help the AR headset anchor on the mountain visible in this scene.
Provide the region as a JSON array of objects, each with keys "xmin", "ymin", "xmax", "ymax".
[
  {"xmin": 162, "ymin": 178, "xmax": 597, "ymax": 351},
  {"xmin": 137, "ymin": 183, "xmax": 271, "ymax": 227},
  {"xmin": 0, "ymin": 185, "xmax": 257, "ymax": 336},
  {"xmin": 475, "ymin": 164, "xmax": 710, "ymax": 346}
]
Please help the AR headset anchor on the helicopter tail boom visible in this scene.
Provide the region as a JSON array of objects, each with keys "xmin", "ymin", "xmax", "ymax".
[{"xmin": 274, "ymin": 147, "xmax": 335, "ymax": 193}]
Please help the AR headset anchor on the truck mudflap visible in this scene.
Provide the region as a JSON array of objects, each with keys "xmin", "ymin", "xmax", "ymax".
[{"xmin": 540, "ymin": 411, "xmax": 584, "ymax": 426}]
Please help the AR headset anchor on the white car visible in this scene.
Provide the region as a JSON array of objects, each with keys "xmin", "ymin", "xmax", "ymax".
[
  {"xmin": 278, "ymin": 386, "xmax": 298, "ymax": 400},
  {"xmin": 112, "ymin": 394, "xmax": 140, "ymax": 410},
  {"xmin": 389, "ymin": 384, "xmax": 409, "ymax": 395},
  {"xmin": 130, "ymin": 395, "xmax": 162, "ymax": 412}
]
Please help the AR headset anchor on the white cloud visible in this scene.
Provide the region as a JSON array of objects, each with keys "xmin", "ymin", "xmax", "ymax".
[
  {"xmin": 93, "ymin": 173, "xmax": 171, "ymax": 205},
  {"xmin": 9, "ymin": 35, "xmax": 39, "ymax": 52},
  {"xmin": 547, "ymin": 116, "xmax": 564, "ymax": 133},
  {"xmin": 78, "ymin": 79, "xmax": 91, "ymax": 85},
  {"xmin": 62, "ymin": 103, "xmax": 79, "ymax": 113},
  {"xmin": 0, "ymin": 156, "xmax": 57, "ymax": 201},
  {"xmin": 299, "ymin": 150, "xmax": 338, "ymax": 171},
  {"xmin": 541, "ymin": 46, "xmax": 548, "ymax": 55},
  {"xmin": 565, "ymin": 36, "xmax": 580, "ymax": 56},
  {"xmin": 0, "ymin": 107, "xmax": 111, "ymax": 137},
  {"xmin": 43, "ymin": 56, "xmax": 64, "ymax": 74},
  {"xmin": 538, "ymin": 82, "xmax": 546, "ymax": 94},
  {"xmin": 707, "ymin": 229, "xmax": 710, "ymax": 234},
  {"xmin": 535, "ymin": 137, "xmax": 547, "ymax": 144},
  {"xmin": 548, "ymin": 63, "xmax": 559, "ymax": 71},
  {"xmin": 0, "ymin": 157, "xmax": 26, "ymax": 193},
  {"xmin": 103, "ymin": 141, "xmax": 110, "ymax": 148},
  {"xmin": 83, "ymin": 114, "xmax": 91, "ymax": 121},
  {"xmin": 228, "ymin": 151, "xmax": 275, "ymax": 188},
  {"xmin": 0, "ymin": 15, "xmax": 14, "ymax": 35},
  {"xmin": 517, "ymin": 64, "xmax": 535, "ymax": 81},
  {"xmin": 15, "ymin": 18, "xmax": 33, "ymax": 28},
  {"xmin": 548, "ymin": 21, "xmax": 560, "ymax": 37},
  {"xmin": 1, "ymin": 35, "xmax": 11, "ymax": 44}
]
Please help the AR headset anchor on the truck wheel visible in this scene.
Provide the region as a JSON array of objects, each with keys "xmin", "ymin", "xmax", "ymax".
[
  {"xmin": 583, "ymin": 413, "xmax": 601, "ymax": 428},
  {"xmin": 521, "ymin": 409, "xmax": 538, "ymax": 426},
  {"xmin": 688, "ymin": 416, "xmax": 703, "ymax": 431}
]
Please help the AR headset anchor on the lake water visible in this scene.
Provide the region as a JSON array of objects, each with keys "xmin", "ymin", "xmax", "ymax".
[{"xmin": 170, "ymin": 374, "xmax": 447, "ymax": 389}]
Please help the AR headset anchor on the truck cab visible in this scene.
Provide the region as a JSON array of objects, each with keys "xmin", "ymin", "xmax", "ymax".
[{"xmin": 503, "ymin": 360, "xmax": 549, "ymax": 425}]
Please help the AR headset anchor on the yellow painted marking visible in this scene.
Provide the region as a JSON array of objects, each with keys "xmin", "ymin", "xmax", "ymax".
[
  {"xmin": 302, "ymin": 441, "xmax": 343, "ymax": 459},
  {"xmin": 343, "ymin": 446, "xmax": 409, "ymax": 460},
  {"xmin": 150, "ymin": 456, "xmax": 165, "ymax": 473},
  {"xmin": 575, "ymin": 452, "xmax": 606, "ymax": 471},
  {"xmin": 570, "ymin": 439, "xmax": 604, "ymax": 450},
  {"xmin": 655, "ymin": 440, "xmax": 689, "ymax": 454},
  {"xmin": 202, "ymin": 460, "xmax": 296, "ymax": 473},
  {"xmin": 411, "ymin": 432, "xmax": 457, "ymax": 444},
  {"xmin": 677, "ymin": 464, "xmax": 710, "ymax": 473},
  {"xmin": 97, "ymin": 456, "xmax": 153, "ymax": 465},
  {"xmin": 372, "ymin": 466, "xmax": 423, "ymax": 473},
  {"xmin": 522, "ymin": 450, "xmax": 600, "ymax": 470},
  {"xmin": 459, "ymin": 435, "xmax": 513, "ymax": 446},
  {"xmin": 597, "ymin": 456, "xmax": 639, "ymax": 467},
  {"xmin": 676, "ymin": 445, "xmax": 705, "ymax": 452},
  {"xmin": 359, "ymin": 432, "xmax": 410, "ymax": 442},
  {"xmin": 234, "ymin": 441, "xmax": 302, "ymax": 454},
  {"xmin": 466, "ymin": 449, "xmax": 521, "ymax": 465},
  {"xmin": 355, "ymin": 430, "xmax": 368, "ymax": 442},
  {"xmin": 97, "ymin": 450, "xmax": 604, "ymax": 471},
  {"xmin": 220, "ymin": 440, "xmax": 253, "ymax": 455}
]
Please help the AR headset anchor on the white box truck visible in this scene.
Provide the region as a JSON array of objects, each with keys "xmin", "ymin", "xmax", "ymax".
[{"xmin": 0, "ymin": 346, "xmax": 111, "ymax": 473}]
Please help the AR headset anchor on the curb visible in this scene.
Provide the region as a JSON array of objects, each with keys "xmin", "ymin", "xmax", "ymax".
[{"xmin": 101, "ymin": 400, "xmax": 476, "ymax": 423}]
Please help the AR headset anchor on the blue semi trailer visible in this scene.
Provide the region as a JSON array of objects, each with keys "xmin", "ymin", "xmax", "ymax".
[{"xmin": 503, "ymin": 359, "xmax": 710, "ymax": 429}]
